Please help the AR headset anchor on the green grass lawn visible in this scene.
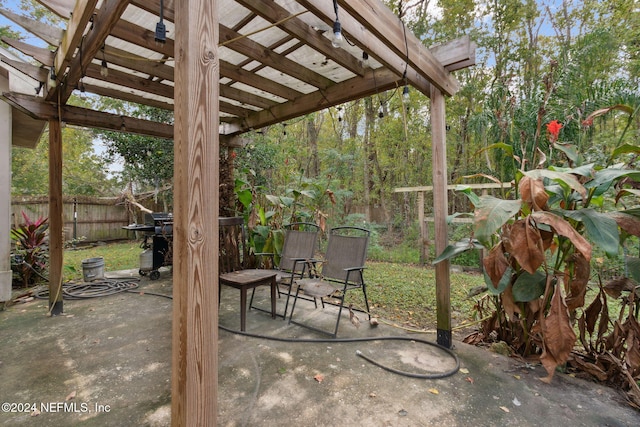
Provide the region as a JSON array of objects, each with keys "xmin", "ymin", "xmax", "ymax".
[{"xmin": 63, "ymin": 240, "xmax": 486, "ymax": 332}]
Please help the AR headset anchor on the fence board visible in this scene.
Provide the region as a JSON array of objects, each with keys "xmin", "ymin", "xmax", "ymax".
[{"xmin": 11, "ymin": 196, "xmax": 134, "ymax": 244}]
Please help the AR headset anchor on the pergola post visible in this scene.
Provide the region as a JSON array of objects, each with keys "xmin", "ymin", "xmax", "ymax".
[
  {"xmin": 418, "ymin": 191, "xmax": 426, "ymax": 264},
  {"xmin": 171, "ymin": 0, "xmax": 219, "ymax": 425},
  {"xmin": 430, "ymin": 87, "xmax": 451, "ymax": 348},
  {"xmin": 48, "ymin": 118, "xmax": 63, "ymax": 315}
]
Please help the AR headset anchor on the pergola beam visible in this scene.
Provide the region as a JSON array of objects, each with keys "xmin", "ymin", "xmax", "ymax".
[
  {"xmin": 337, "ymin": 0, "xmax": 458, "ymax": 96},
  {"xmin": 298, "ymin": 0, "xmax": 437, "ymax": 98},
  {"xmin": 48, "ymin": 0, "xmax": 130, "ymax": 103},
  {"xmin": 51, "ymin": 0, "xmax": 99, "ymax": 91},
  {"xmin": 226, "ymin": 67, "xmax": 398, "ymax": 133},
  {"xmin": 2, "ymin": 92, "xmax": 173, "ymax": 138},
  {"xmin": 235, "ymin": 0, "xmax": 365, "ymax": 76}
]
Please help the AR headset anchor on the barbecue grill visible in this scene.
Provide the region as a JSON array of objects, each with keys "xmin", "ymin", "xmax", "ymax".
[{"xmin": 123, "ymin": 212, "xmax": 173, "ymax": 280}]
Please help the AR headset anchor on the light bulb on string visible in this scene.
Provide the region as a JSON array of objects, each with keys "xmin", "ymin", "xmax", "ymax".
[
  {"xmin": 100, "ymin": 58, "xmax": 109, "ymax": 77},
  {"xmin": 332, "ymin": 20, "xmax": 342, "ymax": 48},
  {"xmin": 402, "ymin": 85, "xmax": 410, "ymax": 105}
]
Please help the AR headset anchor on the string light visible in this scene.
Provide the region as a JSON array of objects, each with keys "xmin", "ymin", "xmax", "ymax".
[
  {"xmin": 337, "ymin": 106, "xmax": 344, "ymax": 122},
  {"xmin": 332, "ymin": 0, "xmax": 342, "ymax": 48},
  {"xmin": 362, "ymin": 52, "xmax": 369, "ymax": 68},
  {"xmin": 402, "ymin": 85, "xmax": 410, "ymax": 105},
  {"xmin": 48, "ymin": 67, "xmax": 57, "ymax": 88},
  {"xmin": 100, "ymin": 45, "xmax": 109, "ymax": 78},
  {"xmin": 155, "ymin": 0, "xmax": 166, "ymax": 43}
]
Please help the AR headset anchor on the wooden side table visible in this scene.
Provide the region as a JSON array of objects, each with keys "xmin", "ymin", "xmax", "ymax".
[{"xmin": 219, "ymin": 269, "xmax": 277, "ymax": 331}]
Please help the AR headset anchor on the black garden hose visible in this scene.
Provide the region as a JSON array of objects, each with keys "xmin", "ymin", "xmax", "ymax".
[{"xmin": 218, "ymin": 324, "xmax": 460, "ymax": 379}]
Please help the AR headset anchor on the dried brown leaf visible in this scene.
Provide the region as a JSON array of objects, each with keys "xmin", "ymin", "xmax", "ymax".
[
  {"xmin": 569, "ymin": 355, "xmax": 608, "ymax": 381},
  {"xmin": 540, "ymin": 281, "xmax": 577, "ymax": 383},
  {"xmin": 348, "ymin": 304, "xmax": 361, "ymax": 329},
  {"xmin": 509, "ymin": 218, "xmax": 545, "ymax": 274},
  {"xmin": 608, "ymin": 212, "xmax": 640, "ymax": 237},
  {"xmin": 501, "ymin": 285, "xmax": 520, "ymax": 322},
  {"xmin": 624, "ymin": 318, "xmax": 640, "ymax": 374},
  {"xmin": 483, "ymin": 243, "xmax": 509, "ymax": 288},
  {"xmin": 314, "ymin": 374, "xmax": 324, "ymax": 383},
  {"xmin": 603, "ymin": 277, "xmax": 635, "ymax": 299},
  {"xmin": 65, "ymin": 390, "xmax": 76, "ymax": 401},
  {"xmin": 531, "ymin": 211, "xmax": 592, "ymax": 262},
  {"xmin": 584, "ymin": 293, "xmax": 603, "ymax": 336},
  {"xmin": 519, "ymin": 176, "xmax": 549, "ymax": 211},
  {"xmin": 564, "ymin": 253, "xmax": 590, "ymax": 311}
]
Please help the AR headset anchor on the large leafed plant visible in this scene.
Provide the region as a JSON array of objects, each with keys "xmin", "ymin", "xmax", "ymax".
[{"xmin": 436, "ymin": 107, "xmax": 640, "ymax": 405}]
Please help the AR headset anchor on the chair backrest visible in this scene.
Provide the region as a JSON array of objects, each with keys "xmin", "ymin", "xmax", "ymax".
[
  {"xmin": 321, "ymin": 226, "xmax": 370, "ymax": 284},
  {"xmin": 219, "ymin": 217, "xmax": 247, "ymax": 274},
  {"xmin": 279, "ymin": 222, "xmax": 320, "ymax": 273}
]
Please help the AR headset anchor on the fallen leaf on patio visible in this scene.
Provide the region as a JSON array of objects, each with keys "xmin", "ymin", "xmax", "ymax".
[
  {"xmin": 500, "ymin": 406, "xmax": 510, "ymax": 413},
  {"xmin": 465, "ymin": 377, "xmax": 474, "ymax": 384},
  {"xmin": 30, "ymin": 409, "xmax": 41, "ymax": 417},
  {"xmin": 369, "ymin": 392, "xmax": 376, "ymax": 398},
  {"xmin": 513, "ymin": 375, "xmax": 521, "ymax": 380},
  {"xmin": 370, "ymin": 318, "xmax": 379, "ymax": 326},
  {"xmin": 66, "ymin": 390, "xmax": 76, "ymax": 401},
  {"xmin": 459, "ymin": 368, "xmax": 469, "ymax": 374},
  {"xmin": 398, "ymin": 409, "xmax": 408, "ymax": 417},
  {"xmin": 512, "ymin": 397, "xmax": 521, "ymax": 406},
  {"xmin": 348, "ymin": 304, "xmax": 360, "ymax": 328},
  {"xmin": 314, "ymin": 374, "xmax": 324, "ymax": 383},
  {"xmin": 428, "ymin": 388, "xmax": 439, "ymax": 395}
]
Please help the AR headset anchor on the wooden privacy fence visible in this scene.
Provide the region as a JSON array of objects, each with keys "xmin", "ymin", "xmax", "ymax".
[
  {"xmin": 394, "ymin": 182, "xmax": 512, "ymax": 264},
  {"xmin": 11, "ymin": 196, "xmax": 134, "ymax": 244}
]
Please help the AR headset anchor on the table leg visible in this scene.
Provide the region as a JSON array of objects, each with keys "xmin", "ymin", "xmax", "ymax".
[{"xmin": 240, "ymin": 287, "xmax": 247, "ymax": 331}]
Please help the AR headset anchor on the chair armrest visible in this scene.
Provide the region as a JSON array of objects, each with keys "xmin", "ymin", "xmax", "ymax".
[{"xmin": 343, "ymin": 266, "xmax": 366, "ymax": 271}]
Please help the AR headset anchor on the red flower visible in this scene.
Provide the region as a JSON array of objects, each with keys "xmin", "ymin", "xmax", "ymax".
[
  {"xmin": 546, "ymin": 120, "xmax": 562, "ymax": 142},
  {"xmin": 230, "ymin": 151, "xmax": 237, "ymax": 159}
]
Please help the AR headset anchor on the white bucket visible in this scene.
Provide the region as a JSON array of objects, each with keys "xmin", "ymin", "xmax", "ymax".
[{"xmin": 82, "ymin": 257, "xmax": 105, "ymax": 282}]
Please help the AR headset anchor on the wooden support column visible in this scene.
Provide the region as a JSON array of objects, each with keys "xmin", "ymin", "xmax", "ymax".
[
  {"xmin": 418, "ymin": 191, "xmax": 426, "ymax": 264},
  {"xmin": 430, "ymin": 87, "xmax": 451, "ymax": 348},
  {"xmin": 48, "ymin": 118, "xmax": 63, "ymax": 315},
  {"xmin": 171, "ymin": 0, "xmax": 219, "ymax": 425}
]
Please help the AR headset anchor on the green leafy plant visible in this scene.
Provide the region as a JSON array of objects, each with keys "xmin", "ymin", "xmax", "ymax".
[
  {"xmin": 435, "ymin": 105, "xmax": 640, "ymax": 406},
  {"xmin": 11, "ymin": 211, "xmax": 49, "ymax": 286}
]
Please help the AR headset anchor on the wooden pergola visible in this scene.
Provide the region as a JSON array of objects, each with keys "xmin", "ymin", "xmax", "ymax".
[{"xmin": 0, "ymin": 0, "xmax": 475, "ymax": 424}]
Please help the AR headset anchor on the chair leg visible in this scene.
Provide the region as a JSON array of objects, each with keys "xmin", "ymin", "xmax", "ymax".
[
  {"xmin": 361, "ymin": 284, "xmax": 371, "ymax": 320},
  {"xmin": 249, "ymin": 287, "xmax": 256, "ymax": 309},
  {"xmin": 281, "ymin": 279, "xmax": 294, "ymax": 320},
  {"xmin": 287, "ymin": 285, "xmax": 302, "ymax": 323},
  {"xmin": 333, "ymin": 294, "xmax": 346, "ymax": 338}
]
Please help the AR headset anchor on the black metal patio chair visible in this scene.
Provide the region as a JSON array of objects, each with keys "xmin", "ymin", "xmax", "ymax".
[
  {"xmin": 252, "ymin": 222, "xmax": 320, "ymax": 319},
  {"xmin": 288, "ymin": 226, "xmax": 370, "ymax": 338}
]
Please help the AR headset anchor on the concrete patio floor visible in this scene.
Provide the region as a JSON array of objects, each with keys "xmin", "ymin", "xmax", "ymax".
[{"xmin": 1, "ymin": 268, "xmax": 638, "ymax": 426}]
